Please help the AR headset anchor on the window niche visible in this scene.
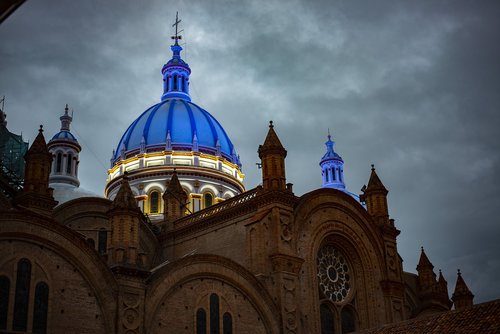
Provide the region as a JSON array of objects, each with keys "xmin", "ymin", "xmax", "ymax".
[
  {"xmin": 32, "ymin": 282, "xmax": 49, "ymax": 334},
  {"xmin": 13, "ymin": 259, "xmax": 31, "ymax": 331}
]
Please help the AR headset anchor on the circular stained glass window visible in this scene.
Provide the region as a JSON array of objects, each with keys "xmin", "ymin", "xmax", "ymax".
[{"xmin": 317, "ymin": 245, "xmax": 351, "ymax": 302}]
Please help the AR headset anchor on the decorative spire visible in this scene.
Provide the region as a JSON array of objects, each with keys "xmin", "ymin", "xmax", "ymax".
[
  {"xmin": 258, "ymin": 121, "xmax": 288, "ymax": 190},
  {"xmin": 161, "ymin": 12, "xmax": 191, "ymax": 102},
  {"xmin": 60, "ymin": 104, "xmax": 72, "ymax": 131},
  {"xmin": 259, "ymin": 121, "xmax": 287, "ymax": 156},
  {"xmin": 320, "ymin": 130, "xmax": 345, "ymax": 190},
  {"xmin": 163, "ymin": 169, "xmax": 188, "ymax": 221},
  {"xmin": 365, "ymin": 164, "xmax": 388, "ymax": 194},
  {"xmin": 112, "ymin": 174, "xmax": 138, "ymax": 209},
  {"xmin": 452, "ymin": 269, "xmax": 474, "ymax": 310},
  {"xmin": 417, "ymin": 246, "xmax": 434, "ymax": 270}
]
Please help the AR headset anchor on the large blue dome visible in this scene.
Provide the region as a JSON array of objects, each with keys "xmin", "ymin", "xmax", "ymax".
[{"xmin": 113, "ymin": 98, "xmax": 238, "ymax": 164}]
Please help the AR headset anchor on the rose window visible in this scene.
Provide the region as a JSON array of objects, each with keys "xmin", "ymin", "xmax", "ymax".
[{"xmin": 317, "ymin": 245, "xmax": 351, "ymax": 302}]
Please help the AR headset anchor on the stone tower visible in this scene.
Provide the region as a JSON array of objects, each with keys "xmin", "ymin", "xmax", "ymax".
[{"xmin": 16, "ymin": 126, "xmax": 57, "ymax": 215}]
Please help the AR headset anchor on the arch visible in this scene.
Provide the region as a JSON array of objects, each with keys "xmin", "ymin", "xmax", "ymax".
[
  {"xmin": 145, "ymin": 254, "xmax": 280, "ymax": 334},
  {"xmin": 294, "ymin": 188, "xmax": 387, "ymax": 332},
  {"xmin": 13, "ymin": 258, "xmax": 31, "ymax": 331},
  {"xmin": 0, "ymin": 276, "xmax": 9, "ymax": 330},
  {"xmin": 199, "ymin": 184, "xmax": 219, "ymax": 196},
  {"xmin": 32, "ymin": 282, "xmax": 49, "ymax": 334},
  {"xmin": 0, "ymin": 213, "xmax": 118, "ymax": 333}
]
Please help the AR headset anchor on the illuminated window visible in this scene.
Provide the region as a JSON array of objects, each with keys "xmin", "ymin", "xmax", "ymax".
[
  {"xmin": 0, "ymin": 276, "xmax": 9, "ymax": 330},
  {"xmin": 66, "ymin": 153, "xmax": 72, "ymax": 174},
  {"xmin": 13, "ymin": 259, "xmax": 31, "ymax": 331},
  {"xmin": 32, "ymin": 282, "xmax": 49, "ymax": 334},
  {"xmin": 150, "ymin": 191, "xmax": 160, "ymax": 214},
  {"xmin": 204, "ymin": 193, "xmax": 213, "ymax": 208},
  {"xmin": 56, "ymin": 153, "xmax": 62, "ymax": 173}
]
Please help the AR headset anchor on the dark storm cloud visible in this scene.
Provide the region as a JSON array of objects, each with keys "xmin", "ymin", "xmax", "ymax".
[{"xmin": 1, "ymin": 0, "xmax": 499, "ymax": 302}]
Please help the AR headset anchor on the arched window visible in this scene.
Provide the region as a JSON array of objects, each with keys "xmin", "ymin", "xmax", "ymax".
[
  {"xmin": 166, "ymin": 76, "xmax": 170, "ymax": 91},
  {"xmin": 13, "ymin": 258, "xmax": 31, "ymax": 331},
  {"xmin": 32, "ymin": 282, "xmax": 49, "ymax": 334},
  {"xmin": 181, "ymin": 75, "xmax": 185, "ymax": 92},
  {"xmin": 196, "ymin": 308, "xmax": 207, "ymax": 334},
  {"xmin": 173, "ymin": 74, "xmax": 178, "ymax": 91},
  {"xmin": 325, "ymin": 169, "xmax": 329, "ymax": 182},
  {"xmin": 341, "ymin": 307, "xmax": 356, "ymax": 334},
  {"xmin": 332, "ymin": 168, "xmax": 336, "ymax": 181},
  {"xmin": 204, "ymin": 193, "xmax": 213, "ymax": 208},
  {"xmin": 98, "ymin": 229, "xmax": 107, "ymax": 255},
  {"xmin": 210, "ymin": 293, "xmax": 220, "ymax": 334},
  {"xmin": 66, "ymin": 153, "xmax": 72, "ymax": 174},
  {"xmin": 56, "ymin": 153, "xmax": 62, "ymax": 173},
  {"xmin": 0, "ymin": 276, "xmax": 9, "ymax": 330},
  {"xmin": 223, "ymin": 312, "xmax": 232, "ymax": 334},
  {"xmin": 149, "ymin": 191, "xmax": 160, "ymax": 214},
  {"xmin": 339, "ymin": 169, "xmax": 343, "ymax": 183},
  {"xmin": 320, "ymin": 303, "xmax": 335, "ymax": 334}
]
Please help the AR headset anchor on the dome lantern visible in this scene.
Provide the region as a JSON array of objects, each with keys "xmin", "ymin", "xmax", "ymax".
[
  {"xmin": 320, "ymin": 131, "xmax": 346, "ymax": 190},
  {"xmin": 161, "ymin": 12, "xmax": 191, "ymax": 102}
]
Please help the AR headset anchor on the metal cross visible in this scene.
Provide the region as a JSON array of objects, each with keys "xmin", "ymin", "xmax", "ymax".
[{"xmin": 171, "ymin": 11, "xmax": 182, "ymax": 43}]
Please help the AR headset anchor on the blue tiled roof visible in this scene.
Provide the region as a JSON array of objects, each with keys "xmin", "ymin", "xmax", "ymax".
[
  {"xmin": 113, "ymin": 99, "xmax": 238, "ymax": 164},
  {"xmin": 51, "ymin": 130, "xmax": 78, "ymax": 142}
]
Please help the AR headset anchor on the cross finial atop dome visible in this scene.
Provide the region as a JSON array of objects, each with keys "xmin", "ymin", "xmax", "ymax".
[{"xmin": 171, "ymin": 11, "xmax": 182, "ymax": 46}]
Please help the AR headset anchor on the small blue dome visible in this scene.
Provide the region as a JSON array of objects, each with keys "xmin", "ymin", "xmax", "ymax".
[
  {"xmin": 51, "ymin": 130, "xmax": 78, "ymax": 142},
  {"xmin": 113, "ymin": 99, "xmax": 238, "ymax": 164}
]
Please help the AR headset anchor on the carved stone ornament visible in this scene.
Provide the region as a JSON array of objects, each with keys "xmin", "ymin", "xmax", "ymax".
[{"xmin": 317, "ymin": 245, "xmax": 351, "ymax": 302}]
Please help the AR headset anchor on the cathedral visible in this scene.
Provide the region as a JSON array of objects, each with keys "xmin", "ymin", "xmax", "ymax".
[{"xmin": 1, "ymin": 15, "xmax": 498, "ymax": 334}]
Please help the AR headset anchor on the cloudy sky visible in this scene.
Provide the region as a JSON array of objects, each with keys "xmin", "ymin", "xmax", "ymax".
[{"xmin": 1, "ymin": 0, "xmax": 499, "ymax": 303}]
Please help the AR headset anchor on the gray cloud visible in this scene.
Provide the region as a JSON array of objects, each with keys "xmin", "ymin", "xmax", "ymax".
[{"xmin": 1, "ymin": 0, "xmax": 499, "ymax": 302}]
